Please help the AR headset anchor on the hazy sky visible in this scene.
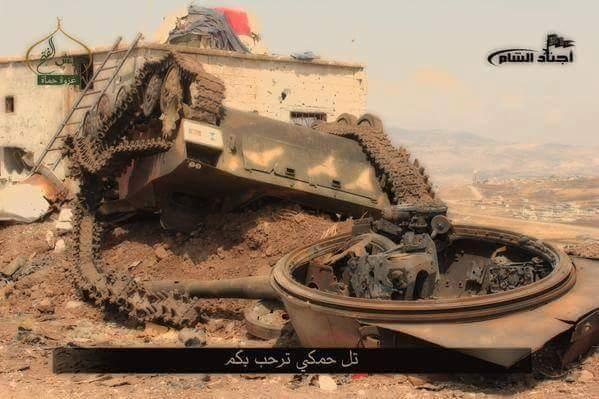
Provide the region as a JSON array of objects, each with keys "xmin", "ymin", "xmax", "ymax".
[{"xmin": 1, "ymin": 0, "xmax": 597, "ymax": 145}]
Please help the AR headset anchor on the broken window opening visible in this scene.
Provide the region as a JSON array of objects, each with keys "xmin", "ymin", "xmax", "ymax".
[
  {"xmin": 1, "ymin": 147, "xmax": 32, "ymax": 176},
  {"xmin": 290, "ymin": 111, "xmax": 327, "ymax": 128},
  {"xmin": 5, "ymin": 96, "xmax": 14, "ymax": 113},
  {"xmin": 75, "ymin": 56, "xmax": 94, "ymax": 90}
]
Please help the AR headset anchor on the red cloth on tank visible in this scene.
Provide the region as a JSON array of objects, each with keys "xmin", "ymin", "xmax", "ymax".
[{"xmin": 214, "ymin": 7, "xmax": 251, "ymax": 36}]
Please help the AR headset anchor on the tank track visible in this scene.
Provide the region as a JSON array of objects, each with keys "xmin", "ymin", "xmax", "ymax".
[
  {"xmin": 313, "ymin": 121, "xmax": 442, "ymax": 207},
  {"xmin": 68, "ymin": 52, "xmax": 225, "ymax": 327},
  {"xmin": 68, "ymin": 52, "xmax": 441, "ymax": 328},
  {"xmin": 71, "ymin": 202, "xmax": 200, "ymax": 326}
]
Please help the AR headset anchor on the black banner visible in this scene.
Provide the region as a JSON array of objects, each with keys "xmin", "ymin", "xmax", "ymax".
[{"xmin": 53, "ymin": 347, "xmax": 531, "ymax": 374}]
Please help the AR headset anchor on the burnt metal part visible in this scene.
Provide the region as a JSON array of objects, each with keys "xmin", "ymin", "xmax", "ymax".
[
  {"xmin": 482, "ymin": 258, "xmax": 549, "ymax": 294},
  {"xmin": 271, "ymin": 226, "xmax": 575, "ymax": 324},
  {"xmin": 266, "ymin": 227, "xmax": 599, "ymax": 368},
  {"xmin": 343, "ymin": 233, "xmax": 439, "ymax": 300},
  {"xmin": 146, "ymin": 276, "xmax": 277, "ymax": 299},
  {"xmin": 430, "ymin": 214, "xmax": 451, "ymax": 236},
  {"xmin": 314, "ymin": 228, "xmax": 555, "ymax": 301},
  {"xmin": 373, "ymin": 257, "xmax": 599, "ymax": 368},
  {"xmin": 561, "ymin": 308, "xmax": 599, "ymax": 365},
  {"xmin": 243, "ymin": 299, "xmax": 291, "ymax": 340}
]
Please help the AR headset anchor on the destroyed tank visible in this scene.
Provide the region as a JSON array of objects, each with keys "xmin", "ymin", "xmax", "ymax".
[
  {"xmin": 66, "ymin": 52, "xmax": 444, "ymax": 325},
  {"xmin": 65, "ymin": 52, "xmax": 599, "ymax": 369}
]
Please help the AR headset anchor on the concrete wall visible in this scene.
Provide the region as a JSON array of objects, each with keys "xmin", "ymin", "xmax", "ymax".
[
  {"xmin": 180, "ymin": 52, "xmax": 366, "ymax": 122},
  {"xmin": 0, "ymin": 45, "xmax": 367, "ymax": 181},
  {"xmin": 133, "ymin": 46, "xmax": 367, "ymax": 123},
  {"xmin": 0, "ymin": 61, "xmax": 75, "ymax": 180}
]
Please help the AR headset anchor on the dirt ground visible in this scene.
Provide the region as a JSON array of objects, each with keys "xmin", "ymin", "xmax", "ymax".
[{"xmin": 0, "ymin": 202, "xmax": 597, "ymax": 398}]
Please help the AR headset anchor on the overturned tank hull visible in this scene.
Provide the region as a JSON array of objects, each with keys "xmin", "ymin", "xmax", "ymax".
[{"xmin": 116, "ymin": 109, "xmax": 390, "ymax": 225}]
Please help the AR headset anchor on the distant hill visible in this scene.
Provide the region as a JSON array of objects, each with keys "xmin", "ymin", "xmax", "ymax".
[{"xmin": 387, "ymin": 128, "xmax": 599, "ymax": 187}]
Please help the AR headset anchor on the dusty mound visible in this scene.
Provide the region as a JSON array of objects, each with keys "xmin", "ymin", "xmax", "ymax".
[
  {"xmin": 0, "ymin": 203, "xmax": 349, "ymax": 322},
  {"xmin": 102, "ymin": 203, "xmax": 349, "ymax": 282},
  {"xmin": 97, "ymin": 203, "xmax": 349, "ymax": 318}
]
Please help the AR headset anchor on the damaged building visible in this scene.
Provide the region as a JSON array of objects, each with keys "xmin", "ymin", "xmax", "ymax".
[{"xmin": 0, "ymin": 7, "xmax": 366, "ymax": 182}]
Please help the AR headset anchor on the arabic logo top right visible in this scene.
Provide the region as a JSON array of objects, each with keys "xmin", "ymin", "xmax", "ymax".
[{"xmin": 487, "ymin": 33, "xmax": 575, "ymax": 66}]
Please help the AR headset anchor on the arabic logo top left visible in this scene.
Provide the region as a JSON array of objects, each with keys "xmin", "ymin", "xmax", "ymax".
[{"xmin": 25, "ymin": 18, "xmax": 92, "ymax": 86}]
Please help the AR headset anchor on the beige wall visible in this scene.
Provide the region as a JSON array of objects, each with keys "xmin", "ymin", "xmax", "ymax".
[
  {"xmin": 0, "ymin": 46, "xmax": 367, "ymax": 181},
  {"xmin": 186, "ymin": 52, "xmax": 366, "ymax": 122},
  {"xmin": 0, "ymin": 62, "xmax": 73, "ymax": 180},
  {"xmin": 134, "ymin": 47, "xmax": 367, "ymax": 123}
]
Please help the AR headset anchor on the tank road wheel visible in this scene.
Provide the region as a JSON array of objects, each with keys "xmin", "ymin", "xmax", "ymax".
[
  {"xmin": 160, "ymin": 66, "xmax": 184, "ymax": 139},
  {"xmin": 160, "ymin": 66, "xmax": 183, "ymax": 113},
  {"xmin": 141, "ymin": 73, "xmax": 163, "ymax": 117},
  {"xmin": 81, "ymin": 110, "xmax": 91, "ymax": 136},
  {"xmin": 115, "ymin": 86, "xmax": 127, "ymax": 107},
  {"xmin": 81, "ymin": 110, "xmax": 100, "ymax": 139},
  {"xmin": 96, "ymin": 94, "xmax": 112, "ymax": 125},
  {"xmin": 357, "ymin": 113, "xmax": 383, "ymax": 130},
  {"xmin": 336, "ymin": 113, "xmax": 358, "ymax": 126}
]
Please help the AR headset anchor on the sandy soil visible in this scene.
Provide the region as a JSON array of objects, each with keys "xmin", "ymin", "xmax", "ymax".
[{"xmin": 0, "ymin": 202, "xmax": 597, "ymax": 398}]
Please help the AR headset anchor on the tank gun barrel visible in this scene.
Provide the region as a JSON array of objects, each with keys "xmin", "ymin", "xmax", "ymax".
[{"xmin": 146, "ymin": 275, "xmax": 277, "ymax": 299}]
